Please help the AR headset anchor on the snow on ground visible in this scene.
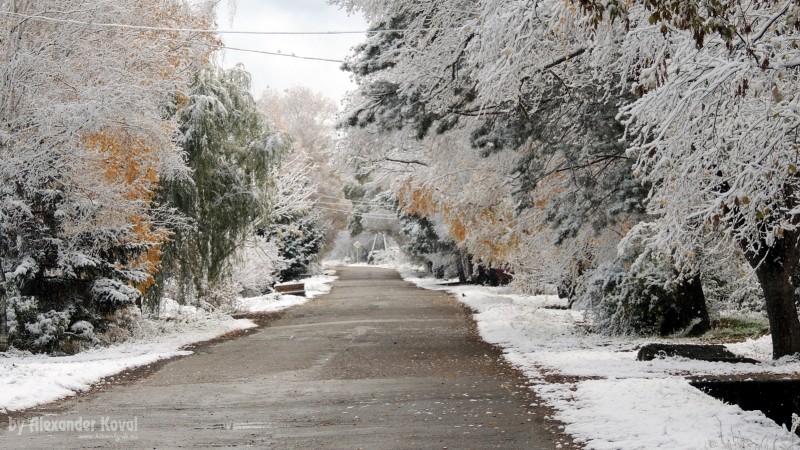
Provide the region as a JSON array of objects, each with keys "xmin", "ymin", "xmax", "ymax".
[
  {"xmin": 399, "ymin": 269, "xmax": 800, "ymax": 449},
  {"xmin": 233, "ymin": 273, "xmax": 338, "ymax": 313},
  {"xmin": 0, "ymin": 274, "xmax": 337, "ymax": 414},
  {"xmin": 0, "ymin": 308, "xmax": 254, "ymax": 414},
  {"xmin": 304, "ymin": 273, "xmax": 338, "ymax": 298}
]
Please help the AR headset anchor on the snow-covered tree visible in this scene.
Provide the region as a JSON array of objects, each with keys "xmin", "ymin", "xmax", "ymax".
[
  {"xmin": 334, "ymin": 0, "xmax": 800, "ymax": 344},
  {"xmin": 583, "ymin": 0, "xmax": 800, "ymax": 357},
  {"xmin": 266, "ymin": 152, "xmax": 324, "ymax": 281},
  {"xmin": 334, "ymin": 0, "xmax": 643, "ymax": 289},
  {"xmin": 230, "ymin": 235, "xmax": 284, "ymax": 297},
  {"xmin": 0, "ymin": 0, "xmax": 214, "ymax": 351},
  {"xmin": 257, "ymin": 87, "xmax": 347, "ymax": 252},
  {"xmin": 154, "ymin": 64, "xmax": 284, "ymax": 306}
]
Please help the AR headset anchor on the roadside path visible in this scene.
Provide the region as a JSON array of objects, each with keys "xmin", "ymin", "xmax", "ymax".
[{"xmin": 3, "ymin": 267, "xmax": 562, "ymax": 448}]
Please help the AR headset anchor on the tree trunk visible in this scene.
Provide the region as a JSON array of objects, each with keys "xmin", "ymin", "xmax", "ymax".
[
  {"xmin": 660, "ymin": 274, "xmax": 710, "ymax": 336},
  {"xmin": 463, "ymin": 253, "xmax": 473, "ymax": 280},
  {"xmin": 455, "ymin": 251, "xmax": 467, "ymax": 284},
  {"xmin": 743, "ymin": 231, "xmax": 800, "ymax": 359},
  {"xmin": 0, "ymin": 258, "xmax": 7, "ymax": 351}
]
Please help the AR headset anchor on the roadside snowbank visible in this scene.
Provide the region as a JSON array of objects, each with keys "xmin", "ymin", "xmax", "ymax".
[
  {"xmin": 401, "ymin": 270, "xmax": 800, "ymax": 449},
  {"xmin": 0, "ymin": 274, "xmax": 337, "ymax": 414},
  {"xmin": 234, "ymin": 274, "xmax": 337, "ymax": 313},
  {"xmin": 0, "ymin": 311, "xmax": 254, "ymax": 413}
]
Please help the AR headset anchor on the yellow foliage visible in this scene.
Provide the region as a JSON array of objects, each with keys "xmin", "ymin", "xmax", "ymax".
[
  {"xmin": 397, "ymin": 180, "xmax": 520, "ymax": 265},
  {"xmin": 84, "ymin": 133, "xmax": 159, "ymax": 201},
  {"xmin": 84, "ymin": 132, "xmax": 168, "ymax": 293}
]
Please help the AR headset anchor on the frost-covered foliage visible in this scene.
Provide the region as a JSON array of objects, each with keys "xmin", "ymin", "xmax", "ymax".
[
  {"xmin": 257, "ymin": 87, "xmax": 347, "ymax": 253},
  {"xmin": 269, "ymin": 217, "xmax": 324, "ymax": 281},
  {"xmin": 231, "ymin": 236, "xmax": 284, "ymax": 297},
  {"xmin": 152, "ymin": 64, "xmax": 285, "ymax": 307},
  {"xmin": 333, "ymin": 0, "xmax": 800, "ymax": 354},
  {"xmin": 585, "ymin": 258, "xmax": 708, "ymax": 337},
  {"xmin": 333, "ymin": 0, "xmax": 648, "ymax": 294},
  {"xmin": 91, "ymin": 279, "xmax": 141, "ymax": 310},
  {"xmin": 399, "ymin": 214, "xmax": 460, "ymax": 278},
  {"xmin": 7, "ymin": 296, "xmax": 99, "ymax": 353},
  {"xmin": 588, "ymin": 0, "xmax": 800, "ymax": 357},
  {"xmin": 267, "ymin": 152, "xmax": 324, "ymax": 281},
  {"xmin": 701, "ymin": 247, "xmax": 765, "ymax": 316},
  {"xmin": 0, "ymin": 0, "xmax": 215, "ymax": 352},
  {"xmin": 23, "ymin": 310, "xmax": 71, "ymax": 353},
  {"xmin": 368, "ymin": 241, "xmax": 402, "ymax": 266}
]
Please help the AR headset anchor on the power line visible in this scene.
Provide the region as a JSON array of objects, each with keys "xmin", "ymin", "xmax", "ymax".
[
  {"xmin": 314, "ymin": 204, "xmax": 395, "ymax": 218},
  {"xmin": 129, "ymin": 29, "xmax": 347, "ymax": 63},
  {"xmin": 313, "ymin": 204, "xmax": 397, "ymax": 220},
  {"xmin": 0, "ymin": 11, "xmax": 445, "ymax": 36},
  {"xmin": 316, "ymin": 194, "xmax": 396, "ymax": 206},
  {"xmin": 317, "ymin": 199, "xmax": 394, "ymax": 208},
  {"xmin": 1, "ymin": 11, "xmax": 351, "ymax": 64},
  {"xmin": 212, "ymin": 44, "xmax": 344, "ymax": 63}
]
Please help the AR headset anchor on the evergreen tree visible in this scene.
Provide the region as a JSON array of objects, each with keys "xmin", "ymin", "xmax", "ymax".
[
  {"xmin": 269, "ymin": 215, "xmax": 324, "ymax": 281},
  {"xmin": 265, "ymin": 151, "xmax": 325, "ymax": 282},
  {"xmin": 0, "ymin": 0, "xmax": 213, "ymax": 352}
]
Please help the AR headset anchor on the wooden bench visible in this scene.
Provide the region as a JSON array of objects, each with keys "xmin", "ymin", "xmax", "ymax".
[{"xmin": 274, "ymin": 282, "xmax": 305, "ymax": 296}]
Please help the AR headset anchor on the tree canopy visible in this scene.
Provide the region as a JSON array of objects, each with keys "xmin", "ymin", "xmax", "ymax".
[{"xmin": 335, "ymin": 0, "xmax": 800, "ymax": 357}]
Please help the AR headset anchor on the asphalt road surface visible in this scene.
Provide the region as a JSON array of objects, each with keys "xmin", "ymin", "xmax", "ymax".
[{"xmin": 3, "ymin": 266, "xmax": 565, "ymax": 449}]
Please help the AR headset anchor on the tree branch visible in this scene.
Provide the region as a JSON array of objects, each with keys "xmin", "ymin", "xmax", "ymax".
[
  {"xmin": 541, "ymin": 47, "xmax": 589, "ymax": 72},
  {"xmin": 385, "ymin": 157, "xmax": 429, "ymax": 166}
]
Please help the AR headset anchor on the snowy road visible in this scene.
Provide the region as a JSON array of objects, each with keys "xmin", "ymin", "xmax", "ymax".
[{"xmin": 2, "ymin": 267, "xmax": 566, "ymax": 448}]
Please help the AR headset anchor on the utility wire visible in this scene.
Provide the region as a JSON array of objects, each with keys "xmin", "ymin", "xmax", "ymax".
[
  {"xmin": 2, "ymin": 11, "xmax": 348, "ymax": 63},
  {"xmin": 116, "ymin": 28, "xmax": 347, "ymax": 63},
  {"xmin": 0, "ymin": 11, "xmax": 445, "ymax": 36},
  {"xmin": 313, "ymin": 205, "xmax": 397, "ymax": 220},
  {"xmin": 317, "ymin": 194, "xmax": 396, "ymax": 206},
  {"xmin": 211, "ymin": 43, "xmax": 344, "ymax": 63},
  {"xmin": 317, "ymin": 199, "xmax": 395, "ymax": 207}
]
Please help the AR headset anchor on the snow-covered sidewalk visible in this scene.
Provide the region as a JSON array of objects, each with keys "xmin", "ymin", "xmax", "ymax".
[
  {"xmin": 402, "ymin": 270, "xmax": 800, "ymax": 449},
  {"xmin": 0, "ymin": 274, "xmax": 337, "ymax": 414}
]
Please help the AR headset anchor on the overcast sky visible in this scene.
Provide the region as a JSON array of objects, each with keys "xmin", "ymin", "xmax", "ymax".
[{"xmin": 215, "ymin": 0, "xmax": 368, "ymax": 107}]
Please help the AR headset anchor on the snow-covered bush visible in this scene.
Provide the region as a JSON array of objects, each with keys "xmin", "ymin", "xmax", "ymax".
[
  {"xmin": 25, "ymin": 310, "xmax": 71, "ymax": 352},
  {"xmin": 69, "ymin": 321, "xmax": 98, "ymax": 344},
  {"xmin": 399, "ymin": 214, "xmax": 461, "ymax": 278},
  {"xmin": 7, "ymin": 296, "xmax": 37, "ymax": 339},
  {"xmin": 8, "ymin": 298, "xmax": 74, "ymax": 354},
  {"xmin": 368, "ymin": 246, "xmax": 401, "ymax": 266},
  {"xmin": 7, "ymin": 296, "xmax": 107, "ymax": 353},
  {"xmin": 91, "ymin": 278, "xmax": 139, "ymax": 312},
  {"xmin": 200, "ymin": 278, "xmax": 239, "ymax": 311},
  {"xmin": 584, "ymin": 261, "xmax": 681, "ymax": 336},
  {"xmin": 701, "ymin": 258, "xmax": 764, "ymax": 317},
  {"xmin": 270, "ymin": 214, "xmax": 324, "ymax": 282},
  {"xmin": 581, "ymin": 228, "xmax": 710, "ymax": 337},
  {"xmin": 231, "ymin": 236, "xmax": 285, "ymax": 297},
  {"xmin": 95, "ymin": 307, "xmax": 141, "ymax": 345}
]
